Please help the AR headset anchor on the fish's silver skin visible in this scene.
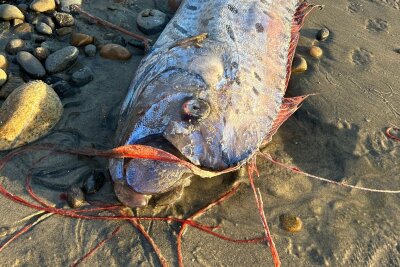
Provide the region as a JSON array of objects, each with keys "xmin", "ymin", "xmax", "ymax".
[{"xmin": 110, "ymin": 0, "xmax": 300, "ymax": 197}]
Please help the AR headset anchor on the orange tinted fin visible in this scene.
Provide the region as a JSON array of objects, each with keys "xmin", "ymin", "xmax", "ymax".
[
  {"xmin": 285, "ymin": 2, "xmax": 323, "ymax": 89},
  {"xmin": 263, "ymin": 95, "xmax": 310, "ymax": 145}
]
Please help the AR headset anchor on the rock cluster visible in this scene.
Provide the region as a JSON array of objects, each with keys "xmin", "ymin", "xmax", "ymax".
[{"xmin": 0, "ymin": 2, "xmax": 167, "ymax": 150}]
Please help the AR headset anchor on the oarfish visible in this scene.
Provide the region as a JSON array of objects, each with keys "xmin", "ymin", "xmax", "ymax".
[{"xmin": 109, "ymin": 0, "xmax": 312, "ymax": 207}]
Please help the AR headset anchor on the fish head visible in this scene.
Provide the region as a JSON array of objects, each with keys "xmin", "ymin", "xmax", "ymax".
[{"xmin": 110, "ymin": 66, "xmax": 257, "ymax": 207}]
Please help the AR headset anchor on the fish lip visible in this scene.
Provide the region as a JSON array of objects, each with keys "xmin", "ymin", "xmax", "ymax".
[{"xmin": 113, "ymin": 134, "xmax": 194, "ymax": 196}]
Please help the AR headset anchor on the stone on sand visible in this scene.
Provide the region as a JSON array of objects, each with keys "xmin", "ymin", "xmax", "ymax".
[
  {"xmin": 70, "ymin": 32, "xmax": 94, "ymax": 47},
  {"xmin": 100, "ymin": 44, "xmax": 131, "ymax": 60},
  {"xmin": 53, "ymin": 12, "xmax": 75, "ymax": 27},
  {"xmin": 137, "ymin": 9, "xmax": 168, "ymax": 35},
  {"xmin": 71, "ymin": 66, "xmax": 93, "ymax": 86},
  {"xmin": 310, "ymin": 46, "xmax": 323, "ymax": 59},
  {"xmin": 0, "ymin": 54, "xmax": 9, "ymax": 71},
  {"xmin": 30, "ymin": 0, "xmax": 56, "ymax": 13},
  {"xmin": 0, "ymin": 4, "xmax": 25, "ymax": 21},
  {"xmin": 316, "ymin": 28, "xmax": 330, "ymax": 41},
  {"xmin": 13, "ymin": 23, "xmax": 33, "ymax": 33},
  {"xmin": 59, "ymin": 0, "xmax": 82, "ymax": 12},
  {"xmin": 45, "ymin": 46, "xmax": 79, "ymax": 73},
  {"xmin": 0, "ymin": 80, "xmax": 63, "ymax": 151},
  {"xmin": 67, "ymin": 184, "xmax": 86, "ymax": 208},
  {"xmin": 5, "ymin": 38, "xmax": 26, "ymax": 55},
  {"xmin": 84, "ymin": 44, "xmax": 96, "ymax": 57},
  {"xmin": 279, "ymin": 214, "xmax": 303, "ymax": 233},
  {"xmin": 0, "ymin": 69, "xmax": 7, "ymax": 87},
  {"xmin": 36, "ymin": 22, "xmax": 53, "ymax": 35},
  {"xmin": 33, "ymin": 46, "xmax": 50, "ymax": 61},
  {"xmin": 16, "ymin": 51, "xmax": 46, "ymax": 78},
  {"xmin": 292, "ymin": 55, "xmax": 307, "ymax": 73},
  {"xmin": 56, "ymin": 27, "xmax": 73, "ymax": 36}
]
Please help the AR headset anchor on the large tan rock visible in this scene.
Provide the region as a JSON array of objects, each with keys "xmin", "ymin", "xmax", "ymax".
[
  {"xmin": 30, "ymin": 0, "xmax": 56, "ymax": 13},
  {"xmin": 0, "ymin": 80, "xmax": 63, "ymax": 150}
]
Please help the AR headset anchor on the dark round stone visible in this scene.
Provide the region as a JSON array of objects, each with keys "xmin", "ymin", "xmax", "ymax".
[
  {"xmin": 51, "ymin": 80, "xmax": 79, "ymax": 98},
  {"xmin": 67, "ymin": 184, "xmax": 85, "ymax": 208},
  {"xmin": 82, "ymin": 170, "xmax": 106, "ymax": 194},
  {"xmin": 13, "ymin": 22, "xmax": 33, "ymax": 33},
  {"xmin": 71, "ymin": 66, "xmax": 93, "ymax": 86},
  {"xmin": 53, "ymin": 11, "xmax": 74, "ymax": 27},
  {"xmin": 5, "ymin": 38, "xmax": 26, "ymax": 54},
  {"xmin": 136, "ymin": 9, "xmax": 168, "ymax": 35},
  {"xmin": 316, "ymin": 28, "xmax": 330, "ymax": 41},
  {"xmin": 16, "ymin": 51, "xmax": 46, "ymax": 78}
]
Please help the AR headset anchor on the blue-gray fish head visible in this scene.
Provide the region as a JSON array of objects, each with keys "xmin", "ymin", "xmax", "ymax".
[{"xmin": 110, "ymin": 67, "xmax": 263, "ymax": 207}]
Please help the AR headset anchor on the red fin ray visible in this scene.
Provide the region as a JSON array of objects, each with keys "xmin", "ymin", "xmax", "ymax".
[{"xmin": 285, "ymin": 2, "xmax": 323, "ymax": 90}]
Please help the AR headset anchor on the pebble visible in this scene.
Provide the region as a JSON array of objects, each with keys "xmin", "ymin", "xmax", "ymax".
[
  {"xmin": 33, "ymin": 46, "xmax": 50, "ymax": 61},
  {"xmin": 51, "ymin": 80, "xmax": 77, "ymax": 98},
  {"xmin": 59, "ymin": 0, "xmax": 82, "ymax": 12},
  {"xmin": 291, "ymin": 55, "xmax": 307, "ymax": 73},
  {"xmin": 32, "ymin": 34, "xmax": 47, "ymax": 43},
  {"xmin": 0, "ymin": 81, "xmax": 63, "ymax": 150},
  {"xmin": 136, "ymin": 9, "xmax": 168, "ymax": 35},
  {"xmin": 53, "ymin": 12, "xmax": 74, "ymax": 27},
  {"xmin": 0, "ymin": 76, "xmax": 24, "ymax": 99},
  {"xmin": 0, "ymin": 21, "xmax": 10, "ymax": 34},
  {"xmin": 17, "ymin": 4, "xmax": 29, "ymax": 11},
  {"xmin": 13, "ymin": 23, "xmax": 33, "ymax": 33},
  {"xmin": 100, "ymin": 43, "xmax": 132, "ymax": 60},
  {"xmin": 30, "ymin": 0, "xmax": 56, "ymax": 13},
  {"xmin": 128, "ymin": 38, "xmax": 146, "ymax": 49},
  {"xmin": 112, "ymin": 36, "xmax": 127, "ymax": 47},
  {"xmin": 5, "ymin": 39, "xmax": 26, "ymax": 55},
  {"xmin": 279, "ymin": 213, "xmax": 303, "ymax": 233},
  {"xmin": 310, "ymin": 46, "xmax": 323, "ymax": 59},
  {"xmin": 0, "ymin": 54, "xmax": 9, "ymax": 71},
  {"xmin": 71, "ymin": 66, "xmax": 93, "ymax": 86},
  {"xmin": 56, "ymin": 26, "xmax": 73, "ymax": 36},
  {"xmin": 36, "ymin": 22, "xmax": 53, "ymax": 35},
  {"xmin": 39, "ymin": 15, "xmax": 56, "ymax": 30},
  {"xmin": 0, "ymin": 4, "xmax": 25, "ymax": 21},
  {"xmin": 16, "ymin": 51, "xmax": 46, "ymax": 78},
  {"xmin": 316, "ymin": 28, "xmax": 330, "ymax": 41},
  {"xmin": 70, "ymin": 32, "xmax": 94, "ymax": 47},
  {"xmin": 0, "ymin": 69, "xmax": 7, "ymax": 87},
  {"xmin": 25, "ymin": 13, "xmax": 39, "ymax": 25},
  {"xmin": 12, "ymin": 18, "xmax": 24, "ymax": 26},
  {"xmin": 84, "ymin": 44, "xmax": 96, "ymax": 57},
  {"xmin": 45, "ymin": 46, "xmax": 79, "ymax": 73},
  {"xmin": 82, "ymin": 170, "xmax": 105, "ymax": 194},
  {"xmin": 66, "ymin": 184, "xmax": 85, "ymax": 208}
]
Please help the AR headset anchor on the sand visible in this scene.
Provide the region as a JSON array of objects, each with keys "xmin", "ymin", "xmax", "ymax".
[{"xmin": 0, "ymin": 0, "xmax": 399, "ymax": 266}]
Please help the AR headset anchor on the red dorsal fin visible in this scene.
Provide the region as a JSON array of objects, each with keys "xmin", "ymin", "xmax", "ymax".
[
  {"xmin": 263, "ymin": 95, "xmax": 311, "ymax": 145},
  {"xmin": 285, "ymin": 2, "xmax": 322, "ymax": 89}
]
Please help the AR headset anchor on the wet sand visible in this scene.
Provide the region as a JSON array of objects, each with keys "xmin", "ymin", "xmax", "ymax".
[{"xmin": 0, "ymin": 0, "xmax": 399, "ymax": 266}]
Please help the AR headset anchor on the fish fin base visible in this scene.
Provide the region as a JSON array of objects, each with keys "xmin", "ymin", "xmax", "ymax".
[{"xmin": 263, "ymin": 95, "xmax": 311, "ymax": 145}]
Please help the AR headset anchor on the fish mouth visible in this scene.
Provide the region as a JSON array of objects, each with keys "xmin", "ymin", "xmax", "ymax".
[{"xmin": 109, "ymin": 135, "xmax": 193, "ymax": 208}]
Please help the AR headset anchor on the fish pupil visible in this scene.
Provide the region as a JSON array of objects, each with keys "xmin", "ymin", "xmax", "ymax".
[{"xmin": 182, "ymin": 98, "xmax": 210, "ymax": 120}]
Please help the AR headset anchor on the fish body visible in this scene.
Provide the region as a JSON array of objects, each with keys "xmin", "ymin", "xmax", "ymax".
[{"xmin": 109, "ymin": 0, "xmax": 307, "ymax": 207}]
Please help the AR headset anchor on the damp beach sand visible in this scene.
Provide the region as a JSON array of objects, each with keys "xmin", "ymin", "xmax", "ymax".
[{"xmin": 0, "ymin": 0, "xmax": 399, "ymax": 266}]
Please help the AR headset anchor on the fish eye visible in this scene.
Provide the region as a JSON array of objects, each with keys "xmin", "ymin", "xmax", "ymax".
[{"xmin": 182, "ymin": 98, "xmax": 210, "ymax": 120}]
